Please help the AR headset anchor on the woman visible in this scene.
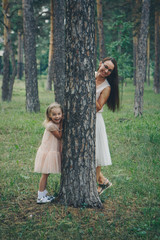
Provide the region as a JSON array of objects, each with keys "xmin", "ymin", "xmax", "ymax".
[{"xmin": 96, "ymin": 57, "xmax": 119, "ymax": 195}]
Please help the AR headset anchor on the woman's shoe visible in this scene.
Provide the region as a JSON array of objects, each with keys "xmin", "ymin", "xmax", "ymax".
[{"xmin": 98, "ymin": 180, "xmax": 112, "ymax": 195}]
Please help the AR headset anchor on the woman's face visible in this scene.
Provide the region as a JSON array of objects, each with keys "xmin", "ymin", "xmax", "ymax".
[{"xmin": 98, "ymin": 60, "xmax": 114, "ymax": 78}]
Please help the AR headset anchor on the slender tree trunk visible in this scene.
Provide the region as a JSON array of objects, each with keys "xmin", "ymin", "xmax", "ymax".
[
  {"xmin": 17, "ymin": 9, "xmax": 23, "ymax": 80},
  {"xmin": 154, "ymin": 9, "xmax": 160, "ymax": 93},
  {"xmin": 17, "ymin": 32, "xmax": 23, "ymax": 80},
  {"xmin": 59, "ymin": 0, "xmax": 102, "ymax": 208},
  {"xmin": 132, "ymin": 0, "xmax": 140, "ymax": 86},
  {"xmin": 47, "ymin": 0, "xmax": 54, "ymax": 90},
  {"xmin": 2, "ymin": 0, "xmax": 10, "ymax": 101},
  {"xmin": 134, "ymin": 0, "xmax": 150, "ymax": 117},
  {"xmin": 96, "ymin": 0, "xmax": 106, "ymax": 60},
  {"xmin": 147, "ymin": 33, "xmax": 150, "ymax": 86},
  {"xmin": 22, "ymin": 0, "xmax": 40, "ymax": 112},
  {"xmin": 8, "ymin": 43, "xmax": 17, "ymax": 101},
  {"xmin": 52, "ymin": 0, "xmax": 65, "ymax": 106}
]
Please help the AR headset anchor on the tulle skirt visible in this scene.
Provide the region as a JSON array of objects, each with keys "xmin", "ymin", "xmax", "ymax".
[
  {"xmin": 96, "ymin": 113, "xmax": 112, "ymax": 167},
  {"xmin": 34, "ymin": 148, "xmax": 61, "ymax": 174}
]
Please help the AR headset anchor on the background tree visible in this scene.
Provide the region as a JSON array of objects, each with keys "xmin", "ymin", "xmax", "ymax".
[
  {"xmin": 52, "ymin": 0, "xmax": 65, "ymax": 106},
  {"xmin": 22, "ymin": 0, "xmax": 40, "ymax": 112},
  {"xmin": 154, "ymin": 2, "xmax": 160, "ymax": 93},
  {"xmin": 47, "ymin": 0, "xmax": 54, "ymax": 90},
  {"xmin": 2, "ymin": 0, "xmax": 10, "ymax": 101},
  {"xmin": 17, "ymin": 9, "xmax": 23, "ymax": 80},
  {"xmin": 134, "ymin": 0, "xmax": 151, "ymax": 117},
  {"xmin": 2, "ymin": 0, "xmax": 17, "ymax": 101},
  {"xmin": 59, "ymin": 0, "xmax": 102, "ymax": 208},
  {"xmin": 96, "ymin": 0, "xmax": 106, "ymax": 60}
]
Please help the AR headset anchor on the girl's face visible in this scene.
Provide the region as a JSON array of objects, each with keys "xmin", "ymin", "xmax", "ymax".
[
  {"xmin": 98, "ymin": 60, "xmax": 114, "ymax": 78},
  {"xmin": 49, "ymin": 107, "xmax": 63, "ymax": 124}
]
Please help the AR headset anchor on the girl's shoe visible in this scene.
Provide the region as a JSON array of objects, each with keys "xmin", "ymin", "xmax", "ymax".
[
  {"xmin": 37, "ymin": 195, "xmax": 55, "ymax": 204},
  {"xmin": 98, "ymin": 180, "xmax": 112, "ymax": 195}
]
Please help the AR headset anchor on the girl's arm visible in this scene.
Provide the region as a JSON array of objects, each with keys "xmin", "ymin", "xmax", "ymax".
[
  {"xmin": 96, "ymin": 86, "xmax": 111, "ymax": 112},
  {"xmin": 51, "ymin": 121, "xmax": 63, "ymax": 140}
]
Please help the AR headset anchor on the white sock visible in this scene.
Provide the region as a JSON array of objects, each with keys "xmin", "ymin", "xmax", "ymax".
[
  {"xmin": 38, "ymin": 190, "xmax": 46, "ymax": 199},
  {"xmin": 43, "ymin": 189, "xmax": 48, "ymax": 196}
]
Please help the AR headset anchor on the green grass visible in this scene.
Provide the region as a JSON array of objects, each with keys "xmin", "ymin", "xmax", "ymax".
[{"xmin": 0, "ymin": 77, "xmax": 160, "ymax": 240}]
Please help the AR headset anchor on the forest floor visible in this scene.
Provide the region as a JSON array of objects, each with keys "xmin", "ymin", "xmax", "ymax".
[{"xmin": 0, "ymin": 76, "xmax": 160, "ymax": 240}]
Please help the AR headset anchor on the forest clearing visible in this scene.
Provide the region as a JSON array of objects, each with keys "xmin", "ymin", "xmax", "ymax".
[{"xmin": 0, "ymin": 77, "xmax": 159, "ymax": 239}]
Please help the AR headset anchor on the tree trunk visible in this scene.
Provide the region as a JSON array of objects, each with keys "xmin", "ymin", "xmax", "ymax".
[
  {"xmin": 96, "ymin": 0, "xmax": 106, "ymax": 60},
  {"xmin": 52, "ymin": 0, "xmax": 65, "ymax": 106},
  {"xmin": 22, "ymin": 0, "xmax": 40, "ymax": 112},
  {"xmin": 134, "ymin": 0, "xmax": 150, "ymax": 117},
  {"xmin": 147, "ymin": 33, "xmax": 150, "ymax": 86},
  {"xmin": 17, "ymin": 32, "xmax": 23, "ymax": 80},
  {"xmin": 59, "ymin": 0, "xmax": 102, "ymax": 208},
  {"xmin": 47, "ymin": 0, "xmax": 54, "ymax": 90},
  {"xmin": 2, "ymin": 0, "xmax": 10, "ymax": 101},
  {"xmin": 132, "ymin": 0, "xmax": 141, "ymax": 86},
  {"xmin": 8, "ymin": 43, "xmax": 17, "ymax": 101},
  {"xmin": 17, "ymin": 9, "xmax": 23, "ymax": 80},
  {"xmin": 154, "ymin": 9, "xmax": 160, "ymax": 93}
]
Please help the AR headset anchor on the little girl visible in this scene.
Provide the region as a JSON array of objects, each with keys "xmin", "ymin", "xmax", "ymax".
[{"xmin": 34, "ymin": 102, "xmax": 63, "ymax": 203}]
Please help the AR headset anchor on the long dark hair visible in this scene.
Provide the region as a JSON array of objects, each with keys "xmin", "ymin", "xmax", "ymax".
[{"xmin": 99, "ymin": 57, "xmax": 120, "ymax": 112}]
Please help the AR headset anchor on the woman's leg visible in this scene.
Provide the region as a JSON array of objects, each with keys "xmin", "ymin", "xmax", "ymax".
[
  {"xmin": 98, "ymin": 172, "xmax": 107, "ymax": 184},
  {"xmin": 96, "ymin": 166, "xmax": 101, "ymax": 182},
  {"xmin": 39, "ymin": 174, "xmax": 49, "ymax": 192}
]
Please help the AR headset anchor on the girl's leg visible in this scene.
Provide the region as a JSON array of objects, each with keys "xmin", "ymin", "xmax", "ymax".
[{"xmin": 39, "ymin": 174, "xmax": 49, "ymax": 192}]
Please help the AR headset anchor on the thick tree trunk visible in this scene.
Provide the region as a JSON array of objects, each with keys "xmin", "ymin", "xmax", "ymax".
[
  {"xmin": 154, "ymin": 9, "xmax": 160, "ymax": 93},
  {"xmin": 96, "ymin": 0, "xmax": 106, "ymax": 60},
  {"xmin": 59, "ymin": 0, "xmax": 102, "ymax": 208},
  {"xmin": 2, "ymin": 0, "xmax": 10, "ymax": 101},
  {"xmin": 17, "ymin": 32, "xmax": 23, "ymax": 80},
  {"xmin": 134, "ymin": 0, "xmax": 150, "ymax": 117},
  {"xmin": 22, "ymin": 0, "xmax": 40, "ymax": 112},
  {"xmin": 52, "ymin": 0, "xmax": 65, "ymax": 106},
  {"xmin": 47, "ymin": 0, "xmax": 54, "ymax": 90}
]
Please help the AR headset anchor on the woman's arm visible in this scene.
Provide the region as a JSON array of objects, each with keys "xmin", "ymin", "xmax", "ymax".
[{"xmin": 96, "ymin": 86, "xmax": 111, "ymax": 112}]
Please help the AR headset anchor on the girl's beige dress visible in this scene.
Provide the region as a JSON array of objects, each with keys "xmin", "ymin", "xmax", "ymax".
[
  {"xmin": 34, "ymin": 121, "xmax": 61, "ymax": 174},
  {"xmin": 96, "ymin": 80, "xmax": 112, "ymax": 167}
]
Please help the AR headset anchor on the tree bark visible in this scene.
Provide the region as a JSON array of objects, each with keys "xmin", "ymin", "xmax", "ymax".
[
  {"xmin": 96, "ymin": 0, "xmax": 106, "ymax": 60},
  {"xmin": 2, "ymin": 0, "xmax": 10, "ymax": 101},
  {"xmin": 22, "ymin": 0, "xmax": 40, "ymax": 112},
  {"xmin": 154, "ymin": 9, "xmax": 160, "ymax": 93},
  {"xmin": 17, "ymin": 10, "xmax": 23, "ymax": 80},
  {"xmin": 47, "ymin": 0, "xmax": 54, "ymax": 90},
  {"xmin": 8, "ymin": 43, "xmax": 17, "ymax": 101},
  {"xmin": 59, "ymin": 0, "xmax": 102, "ymax": 208},
  {"xmin": 17, "ymin": 32, "xmax": 23, "ymax": 80},
  {"xmin": 52, "ymin": 0, "xmax": 65, "ymax": 106},
  {"xmin": 132, "ymin": 0, "xmax": 141, "ymax": 86},
  {"xmin": 147, "ymin": 33, "xmax": 150, "ymax": 86},
  {"xmin": 134, "ymin": 0, "xmax": 150, "ymax": 117}
]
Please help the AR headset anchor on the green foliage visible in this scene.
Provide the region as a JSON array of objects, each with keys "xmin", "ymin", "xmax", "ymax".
[
  {"xmin": 106, "ymin": 15, "xmax": 133, "ymax": 79},
  {"xmin": 0, "ymin": 77, "xmax": 160, "ymax": 239}
]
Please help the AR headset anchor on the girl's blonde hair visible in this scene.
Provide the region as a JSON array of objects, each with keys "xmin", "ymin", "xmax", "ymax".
[{"xmin": 44, "ymin": 102, "xmax": 63, "ymax": 123}]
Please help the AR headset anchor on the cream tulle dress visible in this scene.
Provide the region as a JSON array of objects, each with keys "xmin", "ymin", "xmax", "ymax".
[
  {"xmin": 96, "ymin": 80, "xmax": 112, "ymax": 167},
  {"xmin": 34, "ymin": 121, "xmax": 62, "ymax": 174}
]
